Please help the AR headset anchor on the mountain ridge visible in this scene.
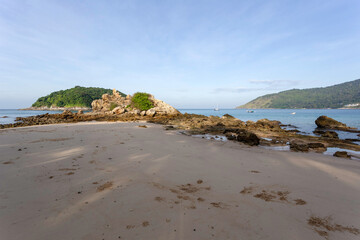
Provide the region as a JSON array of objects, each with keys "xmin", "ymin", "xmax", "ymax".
[{"xmin": 237, "ymin": 79, "xmax": 360, "ymax": 109}]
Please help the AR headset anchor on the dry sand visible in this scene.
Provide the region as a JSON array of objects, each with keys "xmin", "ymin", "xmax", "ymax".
[{"xmin": 0, "ymin": 122, "xmax": 359, "ymax": 240}]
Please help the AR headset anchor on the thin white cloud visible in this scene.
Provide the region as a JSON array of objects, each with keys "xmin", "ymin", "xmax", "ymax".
[{"xmin": 249, "ymin": 79, "xmax": 298, "ymax": 86}]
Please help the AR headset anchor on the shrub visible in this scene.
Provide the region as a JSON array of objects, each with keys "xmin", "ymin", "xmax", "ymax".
[
  {"xmin": 109, "ymin": 102, "xmax": 118, "ymax": 111},
  {"xmin": 131, "ymin": 92, "xmax": 154, "ymax": 111}
]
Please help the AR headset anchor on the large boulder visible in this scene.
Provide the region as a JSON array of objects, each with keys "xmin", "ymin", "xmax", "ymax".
[
  {"xmin": 146, "ymin": 109, "xmax": 156, "ymax": 117},
  {"xmin": 112, "ymin": 107, "xmax": 125, "ymax": 115},
  {"xmin": 91, "ymin": 90, "xmax": 180, "ymax": 116},
  {"xmin": 315, "ymin": 116, "xmax": 352, "ymax": 130},
  {"xmin": 148, "ymin": 95, "xmax": 180, "ymax": 115}
]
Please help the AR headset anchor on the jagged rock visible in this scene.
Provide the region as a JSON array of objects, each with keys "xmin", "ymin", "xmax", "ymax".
[
  {"xmin": 91, "ymin": 90, "xmax": 179, "ymax": 116},
  {"xmin": 148, "ymin": 95, "xmax": 180, "ymax": 115},
  {"xmin": 140, "ymin": 111, "xmax": 146, "ymax": 116},
  {"xmin": 315, "ymin": 116, "xmax": 353, "ymax": 130},
  {"xmin": 290, "ymin": 140, "xmax": 309, "ymax": 152},
  {"xmin": 146, "ymin": 109, "xmax": 156, "ymax": 117},
  {"xmin": 224, "ymin": 129, "xmax": 260, "ymax": 146},
  {"xmin": 77, "ymin": 110, "xmax": 84, "ymax": 114},
  {"xmin": 112, "ymin": 107, "xmax": 125, "ymax": 115},
  {"xmin": 333, "ymin": 151, "xmax": 351, "ymax": 158}
]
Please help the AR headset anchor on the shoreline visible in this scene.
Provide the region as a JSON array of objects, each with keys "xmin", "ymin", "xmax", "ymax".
[{"xmin": 1, "ymin": 122, "xmax": 359, "ymax": 239}]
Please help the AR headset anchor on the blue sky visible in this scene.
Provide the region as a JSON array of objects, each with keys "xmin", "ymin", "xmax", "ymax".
[{"xmin": 0, "ymin": 0, "xmax": 359, "ymax": 108}]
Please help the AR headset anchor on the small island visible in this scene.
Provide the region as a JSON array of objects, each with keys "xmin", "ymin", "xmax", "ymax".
[{"xmin": 22, "ymin": 86, "xmax": 126, "ymax": 111}]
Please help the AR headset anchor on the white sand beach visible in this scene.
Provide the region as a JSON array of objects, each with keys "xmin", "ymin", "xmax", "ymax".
[{"xmin": 1, "ymin": 122, "xmax": 359, "ymax": 240}]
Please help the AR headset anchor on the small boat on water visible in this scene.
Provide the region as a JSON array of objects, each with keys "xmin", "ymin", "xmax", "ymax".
[
  {"xmin": 214, "ymin": 104, "xmax": 219, "ymax": 111},
  {"xmin": 291, "ymin": 112, "xmax": 296, "ymax": 115},
  {"xmin": 247, "ymin": 110, "xmax": 254, "ymax": 113}
]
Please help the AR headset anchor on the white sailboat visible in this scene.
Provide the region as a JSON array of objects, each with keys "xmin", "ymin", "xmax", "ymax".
[{"xmin": 214, "ymin": 104, "xmax": 219, "ymax": 111}]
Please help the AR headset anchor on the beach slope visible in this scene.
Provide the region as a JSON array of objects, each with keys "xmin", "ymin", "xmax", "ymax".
[{"xmin": 0, "ymin": 122, "xmax": 359, "ymax": 240}]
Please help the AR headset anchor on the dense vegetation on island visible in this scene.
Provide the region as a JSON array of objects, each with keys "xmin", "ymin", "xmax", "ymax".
[
  {"xmin": 131, "ymin": 92, "xmax": 155, "ymax": 111},
  {"xmin": 32, "ymin": 86, "xmax": 126, "ymax": 108},
  {"xmin": 237, "ymin": 79, "xmax": 360, "ymax": 109}
]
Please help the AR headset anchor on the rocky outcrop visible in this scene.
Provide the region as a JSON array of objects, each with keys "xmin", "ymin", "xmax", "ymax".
[
  {"xmin": 91, "ymin": 89, "xmax": 180, "ymax": 116},
  {"xmin": 333, "ymin": 151, "xmax": 351, "ymax": 158},
  {"xmin": 92, "ymin": 89, "xmax": 131, "ymax": 112},
  {"xmin": 246, "ymin": 119, "xmax": 282, "ymax": 132},
  {"xmin": 290, "ymin": 140, "xmax": 327, "ymax": 152},
  {"xmin": 224, "ymin": 129, "xmax": 260, "ymax": 146},
  {"xmin": 313, "ymin": 130, "xmax": 339, "ymax": 139},
  {"xmin": 315, "ymin": 116, "xmax": 353, "ymax": 131},
  {"xmin": 290, "ymin": 140, "xmax": 309, "ymax": 152},
  {"xmin": 222, "ymin": 114, "xmax": 235, "ymax": 119}
]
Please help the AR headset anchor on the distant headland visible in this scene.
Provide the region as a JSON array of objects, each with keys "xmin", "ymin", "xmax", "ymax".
[{"xmin": 237, "ymin": 79, "xmax": 360, "ymax": 109}]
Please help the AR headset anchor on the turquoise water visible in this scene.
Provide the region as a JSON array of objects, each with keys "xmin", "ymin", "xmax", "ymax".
[{"xmin": 0, "ymin": 109, "xmax": 63, "ymax": 125}]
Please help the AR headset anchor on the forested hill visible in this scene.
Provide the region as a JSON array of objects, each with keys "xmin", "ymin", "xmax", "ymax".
[
  {"xmin": 237, "ymin": 79, "xmax": 360, "ymax": 109},
  {"xmin": 31, "ymin": 86, "xmax": 126, "ymax": 108}
]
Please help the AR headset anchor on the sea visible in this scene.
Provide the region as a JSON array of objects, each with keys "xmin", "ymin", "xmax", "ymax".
[{"xmin": 1, "ymin": 108, "xmax": 359, "ymax": 139}]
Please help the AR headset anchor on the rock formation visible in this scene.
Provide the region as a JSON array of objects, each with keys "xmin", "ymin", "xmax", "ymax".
[
  {"xmin": 223, "ymin": 129, "xmax": 260, "ymax": 146},
  {"xmin": 91, "ymin": 89, "xmax": 180, "ymax": 116},
  {"xmin": 333, "ymin": 151, "xmax": 351, "ymax": 158},
  {"xmin": 315, "ymin": 116, "xmax": 353, "ymax": 131}
]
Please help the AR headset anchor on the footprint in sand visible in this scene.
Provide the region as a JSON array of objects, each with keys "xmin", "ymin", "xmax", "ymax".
[
  {"xmin": 241, "ymin": 185, "xmax": 307, "ymax": 205},
  {"xmin": 308, "ymin": 215, "xmax": 360, "ymax": 238},
  {"xmin": 97, "ymin": 181, "xmax": 113, "ymax": 192}
]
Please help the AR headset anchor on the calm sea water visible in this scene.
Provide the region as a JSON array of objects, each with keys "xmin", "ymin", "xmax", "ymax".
[
  {"xmin": 178, "ymin": 109, "xmax": 360, "ymax": 139},
  {"xmin": 1, "ymin": 108, "xmax": 359, "ymax": 139},
  {"xmin": 0, "ymin": 109, "xmax": 63, "ymax": 125}
]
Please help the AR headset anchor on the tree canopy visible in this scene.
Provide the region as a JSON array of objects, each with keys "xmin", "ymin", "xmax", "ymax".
[{"xmin": 32, "ymin": 86, "xmax": 126, "ymax": 108}]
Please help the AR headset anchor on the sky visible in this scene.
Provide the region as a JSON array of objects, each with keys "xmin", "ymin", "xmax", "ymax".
[{"xmin": 0, "ymin": 0, "xmax": 360, "ymax": 109}]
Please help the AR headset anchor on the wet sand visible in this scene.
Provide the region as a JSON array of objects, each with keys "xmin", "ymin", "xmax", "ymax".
[{"xmin": 0, "ymin": 122, "xmax": 359, "ymax": 240}]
